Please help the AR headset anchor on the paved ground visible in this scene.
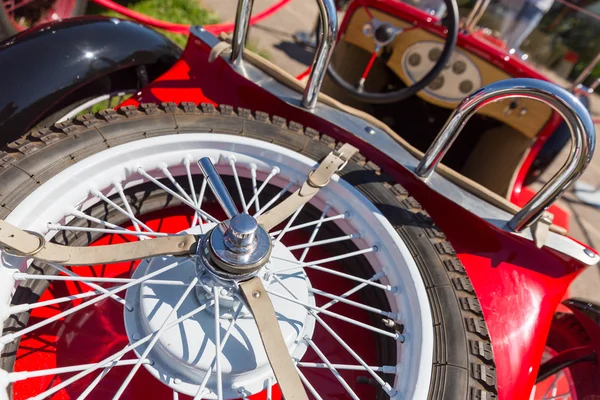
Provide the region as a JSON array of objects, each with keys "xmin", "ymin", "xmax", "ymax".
[{"xmin": 202, "ymin": 0, "xmax": 600, "ymax": 301}]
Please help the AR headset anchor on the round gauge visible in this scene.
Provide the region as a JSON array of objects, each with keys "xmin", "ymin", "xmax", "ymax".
[
  {"xmin": 428, "ymin": 47, "xmax": 441, "ymax": 62},
  {"xmin": 408, "ymin": 53, "xmax": 421, "ymax": 66},
  {"xmin": 401, "ymin": 41, "xmax": 482, "ymax": 103},
  {"xmin": 459, "ymin": 80, "xmax": 474, "ymax": 94},
  {"xmin": 429, "ymin": 75, "xmax": 445, "ymax": 90},
  {"xmin": 452, "ymin": 60, "xmax": 466, "ymax": 75}
]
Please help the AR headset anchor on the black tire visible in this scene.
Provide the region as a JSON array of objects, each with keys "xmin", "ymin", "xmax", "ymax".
[
  {"xmin": 0, "ymin": 103, "xmax": 498, "ymax": 399},
  {"xmin": 0, "ymin": 0, "xmax": 87, "ymax": 40}
]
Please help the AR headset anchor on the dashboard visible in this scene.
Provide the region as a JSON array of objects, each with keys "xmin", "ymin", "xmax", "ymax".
[{"xmin": 342, "ymin": 7, "xmax": 553, "ymax": 138}]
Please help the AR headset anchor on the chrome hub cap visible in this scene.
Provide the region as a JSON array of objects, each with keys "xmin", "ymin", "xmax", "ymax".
[
  {"xmin": 124, "ymin": 223, "xmax": 315, "ymax": 398},
  {"xmin": 123, "ymin": 158, "xmax": 315, "ymax": 398}
]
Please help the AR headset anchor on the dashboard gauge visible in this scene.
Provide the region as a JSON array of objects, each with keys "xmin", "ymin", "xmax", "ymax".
[
  {"xmin": 428, "ymin": 47, "xmax": 441, "ymax": 62},
  {"xmin": 408, "ymin": 52, "xmax": 421, "ymax": 66},
  {"xmin": 452, "ymin": 60, "xmax": 466, "ymax": 75},
  {"xmin": 429, "ymin": 75, "xmax": 445, "ymax": 90},
  {"xmin": 459, "ymin": 80, "xmax": 474, "ymax": 94},
  {"xmin": 401, "ymin": 41, "xmax": 482, "ymax": 102}
]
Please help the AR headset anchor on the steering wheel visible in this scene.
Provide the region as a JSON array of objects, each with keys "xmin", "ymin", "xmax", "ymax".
[{"xmin": 327, "ymin": 0, "xmax": 459, "ymax": 104}]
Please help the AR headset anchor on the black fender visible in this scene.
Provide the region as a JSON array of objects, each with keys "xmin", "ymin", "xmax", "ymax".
[{"xmin": 0, "ymin": 15, "xmax": 181, "ymax": 143}]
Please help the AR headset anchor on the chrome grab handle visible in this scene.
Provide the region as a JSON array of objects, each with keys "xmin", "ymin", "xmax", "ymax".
[
  {"xmin": 462, "ymin": 0, "xmax": 490, "ymax": 32},
  {"xmin": 230, "ymin": 0, "xmax": 338, "ymax": 109},
  {"xmin": 415, "ymin": 78, "xmax": 596, "ymax": 232},
  {"xmin": 230, "ymin": 0, "xmax": 255, "ymax": 67}
]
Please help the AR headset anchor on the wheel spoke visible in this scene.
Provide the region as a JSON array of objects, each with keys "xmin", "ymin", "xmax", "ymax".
[
  {"xmin": 192, "ymin": 177, "xmax": 208, "ymax": 231},
  {"xmin": 299, "ymin": 204, "xmax": 330, "ymax": 262},
  {"xmin": 77, "ymin": 359, "xmax": 120, "ymax": 400},
  {"xmin": 273, "ymin": 275, "xmax": 397, "ymax": 397},
  {"xmin": 254, "ymin": 180, "xmax": 296, "ymax": 217},
  {"xmin": 91, "ymin": 188, "xmax": 157, "ymax": 233},
  {"xmin": 1, "ymin": 260, "xmax": 182, "ymax": 346},
  {"xmin": 112, "ymin": 277, "xmax": 200, "ymax": 400},
  {"xmin": 245, "ymin": 166, "xmax": 280, "ymax": 211},
  {"xmin": 287, "ymin": 232, "xmax": 358, "ymax": 251},
  {"xmin": 49, "ymin": 263, "xmax": 130, "ymax": 310},
  {"xmin": 250, "ymin": 164, "xmax": 261, "ymax": 213},
  {"xmin": 30, "ymin": 299, "xmax": 215, "ymax": 400},
  {"xmin": 159, "ymin": 165, "xmax": 195, "ymax": 204},
  {"xmin": 228, "ymin": 157, "xmax": 248, "ymax": 214},
  {"xmin": 267, "ymin": 284, "xmax": 399, "ymax": 340},
  {"xmin": 269, "ymin": 212, "xmax": 346, "ymax": 236},
  {"xmin": 295, "ymin": 366, "xmax": 323, "ymax": 400},
  {"xmin": 320, "ymin": 271, "xmax": 386, "ymax": 311},
  {"xmin": 275, "ymin": 205, "xmax": 305, "ymax": 243},
  {"xmin": 304, "ymin": 337, "xmax": 359, "ymax": 400},
  {"xmin": 273, "ymin": 247, "xmax": 395, "ymax": 292},
  {"xmin": 7, "ymin": 359, "xmax": 151, "ymax": 383},
  {"xmin": 193, "ymin": 304, "xmax": 244, "ymax": 399},
  {"xmin": 113, "ymin": 182, "xmax": 142, "ymax": 234},
  {"xmin": 266, "ymin": 377, "xmax": 273, "ymax": 400},
  {"xmin": 313, "ymin": 313, "xmax": 396, "ymax": 396},
  {"xmin": 309, "ymin": 287, "xmax": 397, "ymax": 319},
  {"xmin": 70, "ymin": 209, "xmax": 158, "ymax": 240},
  {"xmin": 7, "ymin": 289, "xmax": 101, "ymax": 315},
  {"xmin": 214, "ymin": 287, "xmax": 223, "ymax": 400},
  {"xmin": 14, "ymin": 271, "xmax": 192, "ymax": 287},
  {"xmin": 137, "ymin": 167, "xmax": 219, "ymax": 223},
  {"xmin": 184, "ymin": 158, "xmax": 201, "ymax": 228},
  {"xmin": 297, "ymin": 362, "xmax": 395, "ymax": 373}
]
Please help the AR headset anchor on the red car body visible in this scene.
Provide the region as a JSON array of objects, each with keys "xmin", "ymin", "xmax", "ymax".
[{"xmin": 119, "ymin": 18, "xmax": 599, "ymax": 397}]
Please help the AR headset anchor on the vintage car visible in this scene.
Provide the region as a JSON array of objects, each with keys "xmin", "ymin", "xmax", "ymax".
[{"xmin": 0, "ymin": 0, "xmax": 598, "ymax": 400}]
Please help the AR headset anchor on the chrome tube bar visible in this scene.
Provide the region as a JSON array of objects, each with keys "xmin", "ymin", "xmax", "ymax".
[
  {"xmin": 198, "ymin": 158, "xmax": 239, "ymax": 219},
  {"xmin": 416, "ymin": 78, "xmax": 596, "ymax": 232},
  {"xmin": 462, "ymin": 0, "xmax": 490, "ymax": 32},
  {"xmin": 302, "ymin": 0, "xmax": 338, "ymax": 109},
  {"xmin": 230, "ymin": 0, "xmax": 255, "ymax": 66},
  {"xmin": 230, "ymin": 0, "xmax": 337, "ymax": 109}
]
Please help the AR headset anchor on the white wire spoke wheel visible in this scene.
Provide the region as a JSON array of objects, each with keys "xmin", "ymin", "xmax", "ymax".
[{"xmin": 0, "ymin": 103, "xmax": 498, "ymax": 399}]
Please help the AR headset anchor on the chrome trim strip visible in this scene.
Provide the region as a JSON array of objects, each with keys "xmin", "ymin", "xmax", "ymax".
[
  {"xmin": 189, "ymin": 26, "xmax": 599, "ymax": 266},
  {"xmin": 230, "ymin": 0, "xmax": 337, "ymax": 109},
  {"xmin": 416, "ymin": 79, "xmax": 596, "ymax": 232}
]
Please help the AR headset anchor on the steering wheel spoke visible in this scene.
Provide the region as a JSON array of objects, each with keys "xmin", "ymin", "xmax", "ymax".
[{"xmin": 358, "ymin": 47, "xmax": 381, "ymax": 91}]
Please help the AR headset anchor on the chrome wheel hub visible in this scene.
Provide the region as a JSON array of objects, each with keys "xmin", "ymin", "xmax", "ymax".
[
  {"xmin": 122, "ymin": 158, "xmax": 316, "ymax": 398},
  {"xmin": 124, "ymin": 222, "xmax": 315, "ymax": 398},
  {"xmin": 200, "ymin": 213, "xmax": 272, "ymax": 281}
]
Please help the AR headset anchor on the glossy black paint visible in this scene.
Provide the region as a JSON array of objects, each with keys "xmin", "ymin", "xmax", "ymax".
[{"xmin": 0, "ymin": 16, "xmax": 181, "ymax": 143}]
